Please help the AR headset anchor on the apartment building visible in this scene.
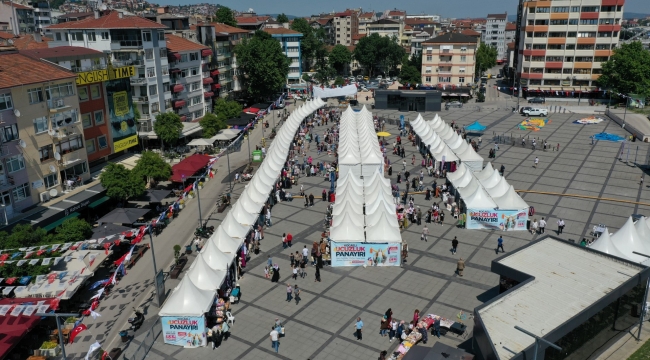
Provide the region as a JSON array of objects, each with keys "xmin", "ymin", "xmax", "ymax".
[
  {"xmin": 333, "ymin": 11, "xmax": 358, "ymax": 46},
  {"xmin": 235, "ymin": 13, "xmax": 270, "ymax": 32},
  {"xmin": 196, "ymin": 23, "xmax": 251, "ymax": 99},
  {"xmin": 358, "ymin": 12, "xmax": 376, "ymax": 35},
  {"xmin": 0, "ymin": 1, "xmax": 35, "ymax": 35},
  {"xmin": 421, "ymin": 33, "xmax": 477, "ymax": 87},
  {"xmin": 145, "ymin": 12, "xmax": 196, "ymax": 42},
  {"xmin": 367, "ymin": 19, "xmax": 403, "ymax": 39},
  {"xmin": 310, "ymin": 18, "xmax": 334, "ymax": 45},
  {"xmin": 0, "ymin": 48, "xmax": 90, "ymax": 218},
  {"xmin": 28, "ymin": 1, "xmax": 51, "ymax": 33},
  {"xmin": 46, "ymin": 11, "xmax": 170, "ymax": 136},
  {"xmin": 263, "ymin": 28, "xmax": 303, "ymax": 83},
  {"xmin": 483, "ymin": 13, "xmax": 508, "ymax": 61},
  {"xmin": 383, "ymin": 10, "xmax": 406, "ymax": 22},
  {"xmin": 514, "ymin": 0, "xmax": 623, "ymax": 95},
  {"xmin": 505, "ymin": 22, "xmax": 517, "ymax": 45},
  {"xmin": 20, "ymin": 47, "xmax": 127, "ymax": 164},
  {"xmin": 165, "ymin": 34, "xmax": 211, "ymax": 122}
]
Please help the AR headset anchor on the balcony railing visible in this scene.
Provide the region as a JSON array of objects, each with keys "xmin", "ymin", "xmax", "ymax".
[
  {"xmin": 71, "ymin": 63, "xmax": 107, "ymax": 73},
  {"xmin": 112, "ymin": 40, "xmax": 143, "ymax": 47},
  {"xmin": 47, "ymin": 97, "xmax": 71, "ymax": 111},
  {"xmin": 131, "ymin": 78, "xmax": 147, "ymax": 85},
  {"xmin": 133, "ymin": 96, "xmax": 148, "ymax": 103}
]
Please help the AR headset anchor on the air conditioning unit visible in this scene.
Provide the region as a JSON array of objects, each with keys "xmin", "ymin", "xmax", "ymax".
[
  {"xmin": 39, "ymin": 191, "xmax": 50, "ymax": 202},
  {"xmin": 56, "ymin": 99, "xmax": 64, "ymax": 107}
]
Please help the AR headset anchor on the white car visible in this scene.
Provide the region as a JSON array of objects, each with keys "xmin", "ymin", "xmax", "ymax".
[
  {"xmin": 356, "ymin": 75, "xmax": 363, "ymax": 80},
  {"xmin": 523, "ymin": 108, "xmax": 548, "ymax": 116},
  {"xmin": 376, "ymin": 75, "xmax": 383, "ymax": 80}
]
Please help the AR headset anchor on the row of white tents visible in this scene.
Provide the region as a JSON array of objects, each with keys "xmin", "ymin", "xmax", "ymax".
[
  {"xmin": 329, "ymin": 106, "xmax": 401, "ymax": 243},
  {"xmin": 447, "ymin": 163, "xmax": 528, "ymax": 210},
  {"xmin": 591, "ymin": 216, "xmax": 650, "ymax": 265},
  {"xmin": 411, "ymin": 114, "xmax": 484, "ymax": 171},
  {"xmin": 159, "ymin": 98, "xmax": 326, "ymax": 318}
]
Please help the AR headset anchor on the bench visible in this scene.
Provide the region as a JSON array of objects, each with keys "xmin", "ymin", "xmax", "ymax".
[
  {"xmin": 217, "ymin": 203, "xmax": 229, "ymax": 213},
  {"xmin": 169, "ymin": 256, "xmax": 188, "ymax": 279}
]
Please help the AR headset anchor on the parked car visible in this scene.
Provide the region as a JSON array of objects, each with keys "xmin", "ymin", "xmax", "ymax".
[
  {"xmin": 523, "ymin": 108, "xmax": 548, "ymax": 116},
  {"xmin": 364, "ymin": 76, "xmax": 369, "ymax": 81},
  {"xmin": 445, "ymin": 101, "xmax": 463, "ymax": 110},
  {"xmin": 496, "ymin": 74, "xmax": 503, "ymax": 78},
  {"xmin": 359, "ymin": 86, "xmax": 369, "ymax": 92},
  {"xmin": 356, "ymin": 75, "xmax": 363, "ymax": 80},
  {"xmin": 528, "ymin": 97, "xmax": 546, "ymax": 104},
  {"xmin": 519, "ymin": 106, "xmax": 532, "ymax": 115},
  {"xmin": 376, "ymin": 75, "xmax": 383, "ymax": 80}
]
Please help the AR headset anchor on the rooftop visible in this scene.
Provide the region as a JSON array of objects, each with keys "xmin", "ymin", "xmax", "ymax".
[
  {"xmin": 47, "ymin": 11, "xmax": 167, "ymax": 30},
  {"xmin": 207, "ymin": 22, "xmax": 250, "ymax": 34},
  {"xmin": 2, "ymin": 1, "xmax": 32, "ymax": 10},
  {"xmin": 165, "ymin": 34, "xmax": 208, "ymax": 52},
  {"xmin": 505, "ymin": 23, "xmax": 517, "ymax": 31},
  {"xmin": 424, "ymin": 32, "xmax": 478, "ymax": 44},
  {"xmin": 371, "ymin": 19, "xmax": 399, "ymax": 25},
  {"xmin": 56, "ymin": 11, "xmax": 94, "ymax": 20},
  {"xmin": 387, "ymin": 10, "xmax": 406, "ymax": 16},
  {"xmin": 487, "ymin": 13, "xmax": 507, "ymax": 20},
  {"xmin": 20, "ymin": 46, "xmax": 103, "ymax": 60},
  {"xmin": 263, "ymin": 27, "xmax": 302, "ymax": 35},
  {"xmin": 11, "ymin": 34, "xmax": 50, "ymax": 50},
  {"xmin": 311, "ymin": 18, "xmax": 331, "ymax": 26},
  {"xmin": 358, "ymin": 12, "xmax": 375, "ymax": 19},
  {"xmin": 235, "ymin": 16, "xmax": 269, "ymax": 24},
  {"xmin": 478, "ymin": 238, "xmax": 645, "ymax": 360},
  {"xmin": 0, "ymin": 52, "xmax": 76, "ymax": 89},
  {"xmin": 351, "ymin": 33, "xmax": 366, "ymax": 40},
  {"xmin": 0, "ymin": 31, "xmax": 13, "ymax": 40},
  {"xmin": 460, "ymin": 29, "xmax": 482, "ymax": 37},
  {"xmin": 334, "ymin": 11, "xmax": 354, "ymax": 17}
]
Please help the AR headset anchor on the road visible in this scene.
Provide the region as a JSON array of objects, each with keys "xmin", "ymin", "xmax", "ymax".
[{"xmin": 63, "ymin": 99, "xmax": 303, "ymax": 359}]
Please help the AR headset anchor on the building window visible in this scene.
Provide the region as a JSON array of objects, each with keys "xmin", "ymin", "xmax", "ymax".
[
  {"xmin": 28, "ymin": 88, "xmax": 43, "ymax": 104},
  {"xmin": 86, "ymin": 139, "xmax": 96, "ymax": 154},
  {"xmin": 149, "ymin": 85, "xmax": 157, "ymax": 96},
  {"xmin": 180, "ymin": 54, "xmax": 188, "ymax": 62},
  {"xmin": 193, "ymin": 110, "xmax": 203, "ymax": 119},
  {"xmin": 6, "ymin": 155, "xmax": 25, "ymax": 173},
  {"xmin": 151, "ymin": 102, "xmax": 160, "ymax": 112},
  {"xmin": 45, "ymin": 82, "xmax": 75, "ymax": 99},
  {"xmin": 82, "ymin": 113, "xmax": 92, "ymax": 128},
  {"xmin": 94, "ymin": 110, "xmax": 104, "ymax": 124},
  {"xmin": 0, "ymin": 93, "xmax": 13, "ymax": 110},
  {"xmin": 191, "ymin": 67, "xmax": 199, "ymax": 76},
  {"xmin": 162, "ymin": 65, "xmax": 169, "ymax": 76},
  {"xmin": 101, "ymin": 31, "xmax": 109, "ymax": 40},
  {"xmin": 147, "ymin": 67, "xmax": 156, "ymax": 77},
  {"xmin": 190, "ymin": 96, "xmax": 201, "ymax": 106},
  {"xmin": 44, "ymin": 173, "xmax": 58, "ymax": 188},
  {"xmin": 459, "ymin": 77, "xmax": 465, "ymax": 83},
  {"xmin": 460, "ymin": 56, "xmax": 466, "ymax": 62},
  {"xmin": 89, "ymin": 85, "xmax": 101, "ymax": 100},
  {"xmin": 78, "ymin": 86, "xmax": 89, "ymax": 102},
  {"xmin": 142, "ymin": 31, "xmax": 152, "ymax": 42},
  {"xmin": 158, "ymin": 30, "xmax": 165, "ymax": 41},
  {"xmin": 426, "ymin": 55, "xmax": 432, "ymax": 61},
  {"xmin": 88, "ymin": 32, "xmax": 96, "ymax": 42},
  {"xmin": 33, "ymin": 116, "xmax": 48, "ymax": 133},
  {"xmin": 50, "ymin": 110, "xmax": 78, "ymax": 128},
  {"xmin": 55, "ymin": 32, "xmax": 61, "ymax": 41},
  {"xmin": 98, "ymin": 135, "xmax": 108, "ymax": 149},
  {"xmin": 145, "ymin": 48, "xmax": 154, "ymax": 60},
  {"xmin": 55, "ymin": 135, "xmax": 83, "ymax": 154},
  {"xmin": 190, "ymin": 52, "xmax": 199, "ymax": 61},
  {"xmin": 71, "ymin": 31, "xmax": 83, "ymax": 41},
  {"xmin": 12, "ymin": 183, "xmax": 30, "ymax": 202},
  {"xmin": 39, "ymin": 144, "xmax": 53, "ymax": 162},
  {"xmin": 190, "ymin": 82, "xmax": 200, "ymax": 91},
  {"xmin": 425, "ymin": 76, "xmax": 431, "ymax": 82},
  {"xmin": 2, "ymin": 124, "xmax": 18, "ymax": 142}
]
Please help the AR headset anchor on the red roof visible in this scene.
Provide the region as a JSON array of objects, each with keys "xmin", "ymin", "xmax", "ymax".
[
  {"xmin": 352, "ymin": 33, "xmax": 366, "ymax": 40},
  {"xmin": 263, "ymin": 28, "xmax": 301, "ymax": 35},
  {"xmin": 3, "ymin": 1, "xmax": 32, "ymax": 10},
  {"xmin": 0, "ymin": 31, "xmax": 14, "ymax": 39},
  {"xmin": 404, "ymin": 25, "xmax": 413, "ymax": 30},
  {"xmin": 405, "ymin": 18, "xmax": 435, "ymax": 26},
  {"xmin": 208, "ymin": 22, "xmax": 250, "ymax": 34},
  {"xmin": 165, "ymin": 34, "xmax": 208, "ymax": 52},
  {"xmin": 334, "ymin": 11, "xmax": 354, "ymax": 17},
  {"xmin": 171, "ymin": 154, "xmax": 212, "ymax": 182},
  {"xmin": 47, "ymin": 11, "xmax": 167, "ymax": 30},
  {"xmin": 388, "ymin": 10, "xmax": 406, "ymax": 16},
  {"xmin": 21, "ymin": 46, "xmax": 103, "ymax": 59},
  {"xmin": 235, "ymin": 15, "xmax": 269, "ymax": 24},
  {"xmin": 461, "ymin": 29, "xmax": 482, "ymax": 37},
  {"xmin": 0, "ymin": 53, "xmax": 75, "ymax": 89},
  {"xmin": 505, "ymin": 23, "xmax": 517, "ymax": 31},
  {"xmin": 359, "ymin": 12, "xmax": 375, "ymax": 19},
  {"xmin": 0, "ymin": 297, "xmax": 56, "ymax": 359},
  {"xmin": 311, "ymin": 19, "xmax": 331, "ymax": 26},
  {"xmin": 11, "ymin": 34, "xmax": 51, "ymax": 50}
]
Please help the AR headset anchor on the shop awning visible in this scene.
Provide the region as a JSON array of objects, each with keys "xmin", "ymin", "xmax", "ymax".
[
  {"xmin": 0, "ymin": 297, "xmax": 56, "ymax": 359},
  {"xmin": 171, "ymin": 153, "xmax": 212, "ymax": 182},
  {"xmin": 168, "ymin": 53, "xmax": 181, "ymax": 61},
  {"xmin": 180, "ymin": 116, "xmax": 187, "ymax": 122},
  {"xmin": 212, "ymin": 83, "xmax": 221, "ymax": 90},
  {"xmin": 201, "ymin": 49, "xmax": 213, "ymax": 57},
  {"xmin": 89, "ymin": 195, "xmax": 111, "ymax": 209},
  {"xmin": 204, "ymin": 91, "xmax": 214, "ymax": 98},
  {"xmin": 211, "ymin": 69, "xmax": 220, "ymax": 76},
  {"xmin": 173, "ymin": 100, "xmax": 186, "ymax": 108},
  {"xmin": 203, "ymin": 77, "xmax": 213, "ymax": 85},
  {"xmin": 243, "ymin": 107, "xmax": 260, "ymax": 114},
  {"xmin": 42, "ymin": 212, "xmax": 80, "ymax": 232},
  {"xmin": 172, "ymin": 84, "xmax": 184, "ymax": 93}
]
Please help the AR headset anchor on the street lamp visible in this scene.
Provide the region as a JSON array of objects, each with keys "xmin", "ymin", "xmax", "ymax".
[
  {"xmin": 573, "ymin": 76, "xmax": 582, "ymax": 105},
  {"xmin": 133, "ymin": 221, "xmax": 164, "ymax": 307}
]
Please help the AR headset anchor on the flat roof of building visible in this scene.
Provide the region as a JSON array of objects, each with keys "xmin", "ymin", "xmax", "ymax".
[{"xmin": 478, "ymin": 237, "xmax": 645, "ymax": 360}]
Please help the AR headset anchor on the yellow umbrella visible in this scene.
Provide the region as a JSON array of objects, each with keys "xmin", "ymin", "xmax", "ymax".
[{"xmin": 376, "ymin": 131, "xmax": 391, "ymax": 137}]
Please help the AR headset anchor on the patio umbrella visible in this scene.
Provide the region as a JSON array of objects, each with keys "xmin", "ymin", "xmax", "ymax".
[
  {"xmin": 97, "ymin": 208, "xmax": 150, "ymax": 224},
  {"xmin": 376, "ymin": 131, "xmax": 391, "ymax": 137},
  {"xmin": 140, "ymin": 190, "xmax": 172, "ymax": 203},
  {"xmin": 242, "ymin": 107, "xmax": 260, "ymax": 114},
  {"xmin": 92, "ymin": 223, "xmax": 133, "ymax": 239}
]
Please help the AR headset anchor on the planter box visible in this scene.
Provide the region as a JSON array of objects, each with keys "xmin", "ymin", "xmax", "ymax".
[
  {"xmin": 170, "ymin": 256, "xmax": 188, "ymax": 279},
  {"xmin": 39, "ymin": 345, "xmax": 61, "ymax": 358}
]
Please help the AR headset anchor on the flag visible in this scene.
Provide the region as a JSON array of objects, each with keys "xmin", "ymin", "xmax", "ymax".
[
  {"xmin": 89, "ymin": 279, "xmax": 108, "ymax": 290},
  {"xmin": 90, "ymin": 310, "xmax": 101, "ymax": 320},
  {"xmin": 69, "ymin": 324, "xmax": 88, "ymax": 344},
  {"xmin": 85, "ymin": 342, "xmax": 102, "ymax": 360},
  {"xmin": 124, "ymin": 246, "xmax": 135, "ymax": 263},
  {"xmin": 110, "ymin": 269, "xmax": 119, "ymax": 285},
  {"xmin": 57, "ymin": 271, "xmax": 68, "ymax": 280},
  {"xmin": 103, "ymin": 243, "xmax": 110, "ymax": 255},
  {"xmin": 47, "ymin": 273, "xmax": 57, "ymax": 284},
  {"xmin": 119, "ymin": 263, "xmax": 126, "ymax": 277}
]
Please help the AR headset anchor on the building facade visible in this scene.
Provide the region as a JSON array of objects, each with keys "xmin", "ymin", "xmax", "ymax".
[
  {"xmin": 29, "ymin": 1, "xmax": 50, "ymax": 33},
  {"xmin": 165, "ymin": 34, "xmax": 211, "ymax": 122},
  {"xmin": 483, "ymin": 13, "xmax": 508, "ymax": 61},
  {"xmin": 367, "ymin": 19, "xmax": 403, "ymax": 39},
  {"xmin": 46, "ymin": 11, "xmax": 170, "ymax": 139},
  {"xmin": 357, "ymin": 12, "xmax": 376, "ymax": 35},
  {"xmin": 0, "ymin": 1, "xmax": 35, "ymax": 35},
  {"xmin": 0, "ymin": 49, "xmax": 90, "ymax": 219},
  {"xmin": 310, "ymin": 18, "xmax": 334, "ymax": 45},
  {"xmin": 263, "ymin": 28, "xmax": 303, "ymax": 83},
  {"xmin": 333, "ymin": 11, "xmax": 359, "ymax": 46},
  {"xmin": 421, "ymin": 33, "xmax": 477, "ymax": 87},
  {"xmin": 514, "ymin": 0, "xmax": 623, "ymax": 95}
]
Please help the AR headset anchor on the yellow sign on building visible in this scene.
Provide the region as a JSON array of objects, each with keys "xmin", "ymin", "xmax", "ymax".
[
  {"xmin": 76, "ymin": 66, "xmax": 136, "ymax": 86},
  {"xmin": 113, "ymin": 91, "xmax": 129, "ymax": 117},
  {"xmin": 114, "ymin": 135, "xmax": 139, "ymax": 153}
]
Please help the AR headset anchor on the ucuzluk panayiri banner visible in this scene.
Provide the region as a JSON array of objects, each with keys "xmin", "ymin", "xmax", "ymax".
[
  {"xmin": 161, "ymin": 316, "xmax": 207, "ymax": 348},
  {"xmin": 466, "ymin": 209, "xmax": 528, "ymax": 231},
  {"xmin": 330, "ymin": 242, "xmax": 401, "ymax": 267}
]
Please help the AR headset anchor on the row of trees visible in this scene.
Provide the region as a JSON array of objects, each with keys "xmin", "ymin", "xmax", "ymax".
[{"xmin": 597, "ymin": 41, "xmax": 650, "ymax": 99}]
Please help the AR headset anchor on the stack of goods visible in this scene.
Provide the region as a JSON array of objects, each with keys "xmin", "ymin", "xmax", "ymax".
[
  {"xmin": 209, "ymin": 297, "xmax": 230, "ymax": 325},
  {"xmin": 392, "ymin": 314, "xmax": 455, "ymax": 360}
]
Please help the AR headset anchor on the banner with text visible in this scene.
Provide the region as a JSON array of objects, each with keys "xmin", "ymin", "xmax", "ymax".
[
  {"xmin": 466, "ymin": 209, "xmax": 528, "ymax": 231},
  {"xmin": 106, "ymin": 78, "xmax": 138, "ymax": 153},
  {"xmin": 161, "ymin": 316, "xmax": 207, "ymax": 348},
  {"xmin": 330, "ymin": 242, "xmax": 400, "ymax": 267}
]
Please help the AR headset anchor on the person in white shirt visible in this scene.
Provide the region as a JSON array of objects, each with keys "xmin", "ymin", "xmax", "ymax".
[
  {"xmin": 531, "ymin": 219, "xmax": 538, "ymax": 234},
  {"xmin": 235, "ymin": 172, "xmax": 240, "ymax": 183},
  {"xmin": 557, "ymin": 219, "xmax": 565, "ymax": 234},
  {"xmin": 302, "ymin": 245, "xmax": 309, "ymax": 259},
  {"xmin": 269, "ymin": 327, "xmax": 279, "ymax": 353},
  {"xmin": 539, "ymin": 217, "xmax": 547, "ymax": 234}
]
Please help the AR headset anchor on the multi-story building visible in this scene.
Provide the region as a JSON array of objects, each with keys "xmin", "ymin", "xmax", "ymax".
[
  {"xmin": 54, "ymin": 12, "xmax": 94, "ymax": 24},
  {"xmin": 357, "ymin": 12, "xmax": 376, "ymax": 35},
  {"xmin": 263, "ymin": 28, "xmax": 303, "ymax": 84},
  {"xmin": 28, "ymin": 1, "xmax": 50, "ymax": 33},
  {"xmin": 165, "ymin": 34, "xmax": 211, "ymax": 122},
  {"xmin": 367, "ymin": 19, "xmax": 403, "ymax": 40},
  {"xmin": 421, "ymin": 33, "xmax": 477, "ymax": 87},
  {"xmin": 310, "ymin": 17, "xmax": 334, "ymax": 45},
  {"xmin": 0, "ymin": 1, "xmax": 35, "ymax": 35},
  {"xmin": 20, "ymin": 46, "xmax": 130, "ymax": 165},
  {"xmin": 46, "ymin": 11, "xmax": 169, "ymax": 137},
  {"xmin": 235, "ymin": 13, "xmax": 270, "ymax": 32},
  {"xmin": 0, "ymin": 48, "xmax": 90, "ymax": 218},
  {"xmin": 483, "ymin": 13, "xmax": 507, "ymax": 61},
  {"xmin": 409, "ymin": 30, "xmax": 431, "ymax": 57},
  {"xmin": 196, "ymin": 23, "xmax": 251, "ymax": 99},
  {"xmin": 514, "ymin": 0, "xmax": 623, "ymax": 96},
  {"xmin": 333, "ymin": 11, "xmax": 358, "ymax": 46},
  {"xmin": 383, "ymin": 10, "xmax": 406, "ymax": 22},
  {"xmin": 505, "ymin": 22, "xmax": 517, "ymax": 46},
  {"xmin": 144, "ymin": 10, "xmax": 195, "ymax": 42},
  {"xmin": 406, "ymin": 14, "xmax": 441, "ymax": 23}
]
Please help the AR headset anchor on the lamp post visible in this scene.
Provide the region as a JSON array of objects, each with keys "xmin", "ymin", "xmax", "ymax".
[
  {"xmin": 226, "ymin": 144, "xmax": 232, "ymax": 192},
  {"xmin": 573, "ymin": 76, "xmax": 582, "ymax": 105},
  {"xmin": 623, "ymin": 95, "xmax": 629, "ymax": 127},
  {"xmin": 133, "ymin": 221, "xmax": 163, "ymax": 307},
  {"xmin": 514, "ymin": 326, "xmax": 562, "ymax": 360}
]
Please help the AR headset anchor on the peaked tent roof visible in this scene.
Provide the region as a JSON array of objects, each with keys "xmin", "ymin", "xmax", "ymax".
[
  {"xmin": 480, "ymin": 169, "xmax": 503, "ymax": 188},
  {"xmin": 475, "ymin": 163, "xmax": 495, "ymax": 181},
  {"xmin": 465, "ymin": 121, "xmax": 487, "ymax": 132},
  {"xmin": 159, "ymin": 277, "xmax": 215, "ymax": 317},
  {"xmin": 486, "ymin": 176, "xmax": 511, "ymax": 198},
  {"xmin": 464, "ymin": 185, "xmax": 497, "ymax": 208},
  {"xmin": 186, "ymin": 253, "xmax": 227, "ymax": 291},
  {"xmin": 492, "ymin": 185, "xmax": 529, "ymax": 210},
  {"xmin": 210, "ymin": 226, "xmax": 241, "ymax": 256},
  {"xmin": 330, "ymin": 211, "xmax": 365, "ymax": 241},
  {"xmin": 220, "ymin": 211, "xmax": 251, "ymax": 239},
  {"xmin": 230, "ymin": 201, "xmax": 258, "ymax": 226},
  {"xmin": 365, "ymin": 212, "xmax": 401, "ymax": 242},
  {"xmin": 447, "ymin": 163, "xmax": 468, "ymax": 183},
  {"xmin": 589, "ymin": 229, "xmax": 628, "ymax": 259},
  {"xmin": 201, "ymin": 233, "xmax": 234, "ymax": 268},
  {"xmin": 609, "ymin": 216, "xmax": 650, "ymax": 261}
]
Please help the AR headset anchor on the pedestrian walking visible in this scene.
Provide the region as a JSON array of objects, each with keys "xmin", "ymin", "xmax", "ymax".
[
  {"xmin": 533, "ymin": 157, "xmax": 539, "ymax": 168},
  {"xmin": 433, "ymin": 319, "xmax": 441, "ymax": 339},
  {"xmin": 500, "ymin": 164, "xmax": 505, "ymax": 176},
  {"xmin": 402, "ymin": 159, "xmax": 406, "ymax": 170},
  {"xmin": 421, "ymin": 225, "xmax": 429, "ymax": 242},
  {"xmin": 267, "ymin": 255, "xmax": 273, "ymax": 268},
  {"xmin": 539, "ymin": 217, "xmax": 547, "ymax": 234},
  {"xmin": 269, "ymin": 326, "xmax": 280, "ymax": 353},
  {"xmin": 531, "ymin": 218, "xmax": 538, "ymax": 234},
  {"xmin": 457, "ymin": 258, "xmax": 465, "ymax": 276},
  {"xmin": 294, "ymin": 285, "xmax": 301, "ymax": 305},
  {"xmin": 315, "ymin": 266, "xmax": 321, "ymax": 282},
  {"xmin": 292, "ymin": 265, "xmax": 298, "ymax": 280},
  {"xmin": 557, "ymin": 218, "xmax": 565, "ymax": 234},
  {"xmin": 451, "ymin": 236, "xmax": 459, "ymax": 254},
  {"xmin": 300, "ymin": 256, "xmax": 307, "ymax": 278},
  {"xmin": 309, "ymin": 193, "xmax": 315, "ymax": 206},
  {"xmin": 286, "ymin": 284, "xmax": 293, "ymax": 302},
  {"xmin": 496, "ymin": 235, "xmax": 505, "ymax": 253},
  {"xmin": 354, "ymin": 317, "xmax": 364, "ymax": 340},
  {"xmin": 235, "ymin": 172, "xmax": 240, "ymax": 183}
]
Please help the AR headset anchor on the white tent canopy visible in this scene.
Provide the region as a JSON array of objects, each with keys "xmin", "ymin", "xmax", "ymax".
[
  {"xmin": 492, "ymin": 185, "xmax": 529, "ymax": 210},
  {"xmin": 475, "ymin": 163, "xmax": 495, "ymax": 182},
  {"xmin": 486, "ymin": 176, "xmax": 511, "ymax": 198},
  {"xmin": 186, "ymin": 253, "xmax": 227, "ymax": 291},
  {"xmin": 330, "ymin": 212, "xmax": 366, "ymax": 241},
  {"xmin": 458, "ymin": 177, "xmax": 480, "ymax": 199},
  {"xmin": 609, "ymin": 217, "xmax": 650, "ymax": 261},
  {"xmin": 366, "ymin": 212, "xmax": 401, "ymax": 242},
  {"xmin": 221, "ymin": 211, "xmax": 251, "ymax": 239},
  {"xmin": 159, "ymin": 277, "xmax": 215, "ymax": 317},
  {"xmin": 480, "ymin": 169, "xmax": 503, "ymax": 189},
  {"xmin": 201, "ymin": 234, "xmax": 234, "ymax": 268},
  {"xmin": 447, "ymin": 163, "xmax": 468, "ymax": 183},
  {"xmin": 590, "ymin": 229, "xmax": 628, "ymax": 259},
  {"xmin": 313, "ymin": 84, "xmax": 358, "ymax": 98},
  {"xmin": 230, "ymin": 201, "xmax": 258, "ymax": 226},
  {"xmin": 464, "ymin": 185, "xmax": 497, "ymax": 208},
  {"xmin": 188, "ymin": 138, "xmax": 215, "ymax": 146},
  {"xmin": 210, "ymin": 226, "xmax": 240, "ymax": 257},
  {"xmin": 332, "ymin": 206, "xmax": 365, "ymax": 227}
]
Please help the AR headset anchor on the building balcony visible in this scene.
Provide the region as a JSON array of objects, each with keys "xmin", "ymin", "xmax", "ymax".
[
  {"xmin": 131, "ymin": 77, "xmax": 147, "ymax": 85},
  {"xmin": 47, "ymin": 98, "xmax": 71, "ymax": 113},
  {"xmin": 133, "ymin": 96, "xmax": 148, "ymax": 103}
]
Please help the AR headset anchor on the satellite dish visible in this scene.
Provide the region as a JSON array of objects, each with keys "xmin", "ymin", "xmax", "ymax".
[
  {"xmin": 8, "ymin": 39, "xmax": 13, "ymax": 45},
  {"xmin": 19, "ymin": 139, "xmax": 26, "ymax": 148},
  {"xmin": 54, "ymin": 152, "xmax": 61, "ymax": 161},
  {"xmin": 49, "ymin": 189, "xmax": 58, "ymax": 197},
  {"xmin": 13, "ymin": 109, "xmax": 20, "ymax": 117},
  {"xmin": 49, "ymin": 165, "xmax": 56, "ymax": 173}
]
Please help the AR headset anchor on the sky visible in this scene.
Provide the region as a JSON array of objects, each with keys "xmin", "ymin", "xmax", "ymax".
[{"xmin": 190, "ymin": 0, "xmax": 650, "ymax": 18}]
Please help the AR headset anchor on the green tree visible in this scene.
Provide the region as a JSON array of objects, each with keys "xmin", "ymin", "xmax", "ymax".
[
  {"xmin": 2, "ymin": 224, "xmax": 50, "ymax": 249},
  {"xmin": 290, "ymin": 18, "xmax": 322, "ymax": 70},
  {"xmin": 276, "ymin": 13, "xmax": 289, "ymax": 23},
  {"xmin": 215, "ymin": 6, "xmax": 237, "ymax": 27},
  {"xmin": 399, "ymin": 64, "xmax": 421, "ymax": 85},
  {"xmin": 409, "ymin": 53, "xmax": 422, "ymax": 71},
  {"xmin": 236, "ymin": 31, "xmax": 291, "ymax": 101},
  {"xmin": 133, "ymin": 150, "xmax": 172, "ymax": 184},
  {"xmin": 302, "ymin": 73, "xmax": 311, "ymax": 82},
  {"xmin": 334, "ymin": 76, "xmax": 345, "ymax": 86},
  {"xmin": 52, "ymin": 218, "xmax": 93, "ymax": 243},
  {"xmin": 475, "ymin": 43, "xmax": 498, "ymax": 76},
  {"xmin": 329, "ymin": 44, "xmax": 352, "ymax": 75},
  {"xmin": 213, "ymin": 97, "xmax": 242, "ymax": 121},
  {"xmin": 598, "ymin": 41, "xmax": 650, "ymax": 98},
  {"xmin": 199, "ymin": 112, "xmax": 228, "ymax": 138},
  {"xmin": 100, "ymin": 163, "xmax": 145, "ymax": 202},
  {"xmin": 153, "ymin": 112, "xmax": 183, "ymax": 150},
  {"xmin": 353, "ymin": 33, "xmax": 404, "ymax": 77}
]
